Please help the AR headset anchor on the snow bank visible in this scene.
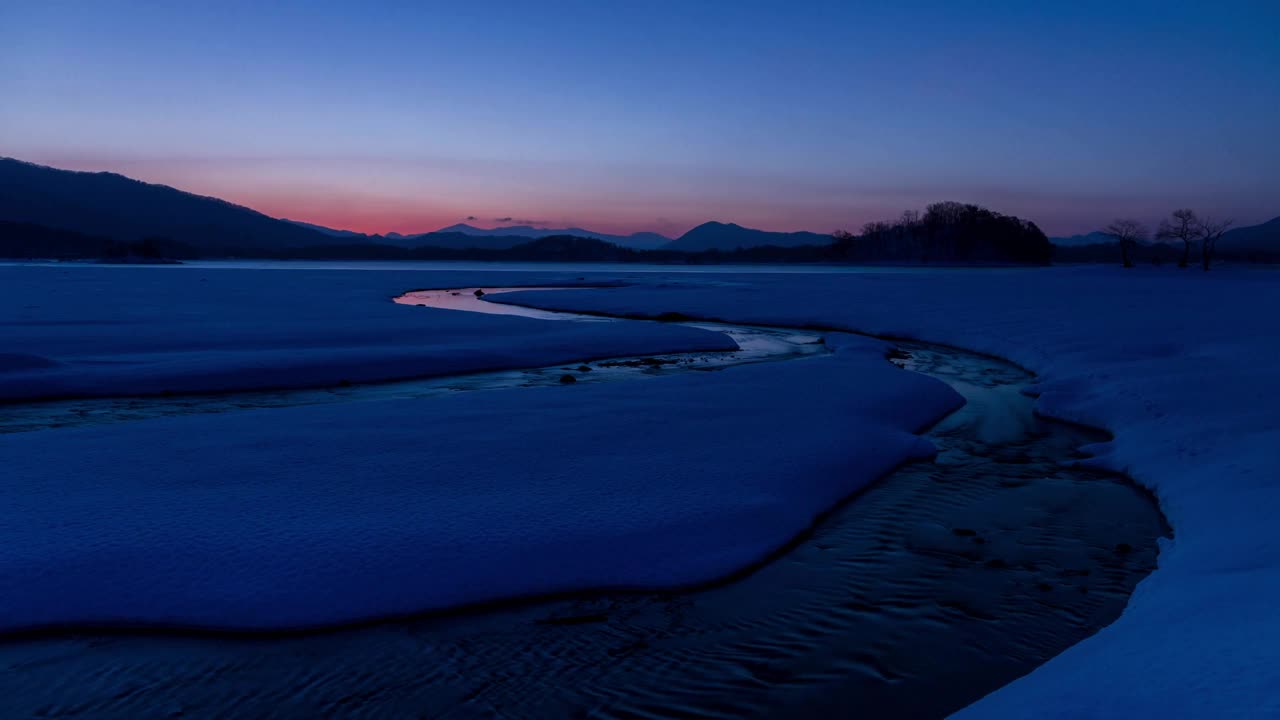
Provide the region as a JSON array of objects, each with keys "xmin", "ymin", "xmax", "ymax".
[
  {"xmin": 8, "ymin": 262, "xmax": 1275, "ymax": 715},
  {"xmin": 0, "ymin": 264, "xmax": 734, "ymax": 401},
  {"xmin": 0, "ymin": 332, "xmax": 959, "ymax": 631},
  {"xmin": 494, "ymin": 267, "xmax": 1280, "ymax": 719}
]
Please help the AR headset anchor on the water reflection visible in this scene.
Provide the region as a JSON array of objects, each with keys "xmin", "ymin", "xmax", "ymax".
[
  {"xmin": 2, "ymin": 288, "xmax": 825, "ymax": 434},
  {"xmin": 395, "ymin": 287, "xmax": 606, "ymax": 321}
]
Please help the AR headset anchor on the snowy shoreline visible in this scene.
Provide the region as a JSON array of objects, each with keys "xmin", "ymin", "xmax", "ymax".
[
  {"xmin": 0, "ymin": 336, "xmax": 1166, "ymax": 719},
  {"xmin": 0, "ymin": 266, "xmax": 736, "ymax": 402},
  {"xmin": 0, "ymin": 265, "xmax": 968, "ymax": 635},
  {"xmin": 489, "ymin": 269, "xmax": 1280, "ymax": 719},
  {"xmin": 2, "ymin": 263, "xmax": 1274, "ymax": 717},
  {"xmin": 0, "ymin": 333, "xmax": 960, "ymax": 633}
]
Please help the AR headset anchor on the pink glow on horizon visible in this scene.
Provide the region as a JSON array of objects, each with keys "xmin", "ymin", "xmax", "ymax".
[
  {"xmin": 233, "ymin": 191, "xmax": 463, "ymax": 237},
  {"xmin": 6, "ymin": 151, "xmax": 888, "ymax": 237},
  {"xmin": 18, "ymin": 150, "xmax": 1271, "ymax": 238},
  {"xmin": 14, "ymin": 152, "xmax": 726, "ymax": 237}
]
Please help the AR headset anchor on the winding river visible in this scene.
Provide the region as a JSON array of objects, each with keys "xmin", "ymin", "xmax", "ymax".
[{"xmin": 0, "ymin": 286, "xmax": 1168, "ymax": 719}]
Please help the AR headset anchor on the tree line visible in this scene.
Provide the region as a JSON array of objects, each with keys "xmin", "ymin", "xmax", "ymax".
[
  {"xmin": 1102, "ymin": 210, "xmax": 1233, "ymax": 270},
  {"xmin": 833, "ymin": 201, "xmax": 1052, "ymax": 264}
]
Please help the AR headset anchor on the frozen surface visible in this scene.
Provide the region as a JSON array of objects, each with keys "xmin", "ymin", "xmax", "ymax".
[
  {"xmin": 0, "ymin": 265, "xmax": 734, "ymax": 401},
  {"xmin": 0, "ymin": 330, "xmax": 957, "ymax": 631},
  {"xmin": 5, "ymin": 262, "xmax": 1278, "ymax": 717},
  {"xmin": 0, "ymin": 344, "xmax": 1167, "ymax": 720},
  {"xmin": 493, "ymin": 267, "xmax": 1280, "ymax": 719},
  {"xmin": 0, "ymin": 330, "xmax": 962, "ymax": 627}
]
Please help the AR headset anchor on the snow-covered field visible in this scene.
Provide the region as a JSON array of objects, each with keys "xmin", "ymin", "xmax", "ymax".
[
  {"xmin": 0, "ymin": 263, "xmax": 960, "ymax": 630},
  {"xmin": 0, "ymin": 265, "xmax": 734, "ymax": 400},
  {"xmin": 2, "ymin": 262, "xmax": 1277, "ymax": 717},
  {"xmin": 494, "ymin": 266, "xmax": 1280, "ymax": 719}
]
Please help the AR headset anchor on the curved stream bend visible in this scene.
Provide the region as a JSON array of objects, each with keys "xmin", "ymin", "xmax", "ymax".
[
  {"xmin": 0, "ymin": 286, "xmax": 1168, "ymax": 719},
  {"xmin": 0, "ymin": 289, "xmax": 823, "ymax": 434}
]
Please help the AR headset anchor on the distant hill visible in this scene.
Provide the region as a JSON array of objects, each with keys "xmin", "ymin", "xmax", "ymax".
[
  {"xmin": 1050, "ymin": 231, "xmax": 1111, "ymax": 247},
  {"xmin": 434, "ymin": 223, "xmax": 671, "ymax": 250},
  {"xmin": 10, "ymin": 156, "xmax": 1220, "ymax": 266},
  {"xmin": 1052, "ymin": 216, "xmax": 1280, "ymax": 264},
  {"xmin": 281, "ymin": 220, "xmax": 674, "ymax": 250},
  {"xmin": 0, "ymin": 158, "xmax": 340, "ymax": 252},
  {"xmin": 0, "ymin": 220, "xmax": 198, "ymax": 260},
  {"xmin": 1052, "ymin": 218, "xmax": 1280, "ymax": 252},
  {"xmin": 278, "ymin": 221, "xmax": 539, "ymax": 250},
  {"xmin": 282, "ymin": 219, "xmax": 367, "ymax": 239},
  {"xmin": 1222, "ymin": 216, "xmax": 1280, "ymax": 251},
  {"xmin": 397, "ymin": 232, "xmax": 531, "ymax": 251},
  {"xmin": 278, "ymin": 223, "xmax": 623, "ymax": 252},
  {"xmin": 280, "ymin": 235, "xmax": 647, "ymax": 262},
  {"xmin": 665, "ymin": 222, "xmax": 833, "ymax": 251},
  {"xmin": 383, "ymin": 231, "xmax": 426, "ymax": 241}
]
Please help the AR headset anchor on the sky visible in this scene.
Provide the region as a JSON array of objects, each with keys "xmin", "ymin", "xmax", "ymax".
[{"xmin": 2, "ymin": 0, "xmax": 1278, "ymax": 237}]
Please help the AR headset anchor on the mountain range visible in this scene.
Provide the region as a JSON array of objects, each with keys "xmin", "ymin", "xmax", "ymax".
[
  {"xmin": 1221, "ymin": 216, "xmax": 1280, "ymax": 251},
  {"xmin": 281, "ymin": 219, "xmax": 365, "ymax": 239},
  {"xmin": 665, "ymin": 222, "xmax": 832, "ymax": 252},
  {"xmin": 0, "ymin": 157, "xmax": 840, "ymax": 253},
  {"xmin": 431, "ymin": 223, "xmax": 672, "ymax": 250},
  {"xmin": 0, "ymin": 158, "xmax": 340, "ymax": 251},
  {"xmin": 290, "ymin": 219, "xmax": 832, "ymax": 252},
  {"xmin": 1050, "ymin": 220, "xmax": 1280, "ymax": 252},
  {"xmin": 3, "ymin": 157, "xmax": 1277, "ymax": 260}
]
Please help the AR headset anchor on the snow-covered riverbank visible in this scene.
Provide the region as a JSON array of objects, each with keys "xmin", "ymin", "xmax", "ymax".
[
  {"xmin": 0, "ymin": 265, "xmax": 733, "ymax": 400},
  {"xmin": 0, "ymin": 264, "xmax": 962, "ymax": 632},
  {"xmin": 2, "ymin": 262, "xmax": 1275, "ymax": 717},
  {"xmin": 492, "ymin": 266, "xmax": 1280, "ymax": 718}
]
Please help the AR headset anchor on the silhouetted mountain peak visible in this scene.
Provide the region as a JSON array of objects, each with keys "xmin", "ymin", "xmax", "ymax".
[
  {"xmin": 435, "ymin": 223, "xmax": 485, "ymax": 234},
  {"xmin": 1221, "ymin": 215, "xmax": 1280, "ymax": 250},
  {"xmin": 429, "ymin": 222, "xmax": 671, "ymax": 250},
  {"xmin": 668, "ymin": 221, "xmax": 831, "ymax": 252},
  {"xmin": 283, "ymin": 219, "xmax": 367, "ymax": 238},
  {"xmin": 0, "ymin": 157, "xmax": 340, "ymax": 251}
]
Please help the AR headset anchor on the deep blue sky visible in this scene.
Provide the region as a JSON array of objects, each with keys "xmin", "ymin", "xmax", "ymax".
[{"xmin": 3, "ymin": 0, "xmax": 1278, "ymax": 236}]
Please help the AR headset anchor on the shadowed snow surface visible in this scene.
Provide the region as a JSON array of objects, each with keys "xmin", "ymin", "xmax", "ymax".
[
  {"xmin": 0, "ymin": 265, "xmax": 960, "ymax": 631},
  {"xmin": 0, "ymin": 265, "xmax": 734, "ymax": 400},
  {"xmin": 4, "ymin": 263, "xmax": 1277, "ymax": 718},
  {"xmin": 492, "ymin": 268, "xmax": 1280, "ymax": 719}
]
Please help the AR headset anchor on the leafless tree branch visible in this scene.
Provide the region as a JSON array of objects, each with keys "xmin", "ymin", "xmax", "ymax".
[{"xmin": 1101, "ymin": 219, "xmax": 1148, "ymax": 269}]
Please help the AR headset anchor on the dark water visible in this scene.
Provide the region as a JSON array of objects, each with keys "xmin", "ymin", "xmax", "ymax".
[
  {"xmin": 0, "ymin": 289, "xmax": 824, "ymax": 434},
  {"xmin": 0, "ymin": 290, "xmax": 1168, "ymax": 719}
]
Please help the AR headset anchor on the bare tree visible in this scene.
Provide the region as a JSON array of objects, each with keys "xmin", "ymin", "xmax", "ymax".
[
  {"xmin": 1101, "ymin": 219, "xmax": 1148, "ymax": 268},
  {"xmin": 1196, "ymin": 216, "xmax": 1233, "ymax": 271},
  {"xmin": 1156, "ymin": 208, "xmax": 1199, "ymax": 268}
]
